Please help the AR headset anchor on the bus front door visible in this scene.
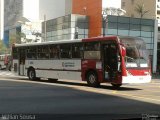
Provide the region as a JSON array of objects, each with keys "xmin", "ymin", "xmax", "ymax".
[
  {"xmin": 103, "ymin": 43, "xmax": 119, "ymax": 81},
  {"xmin": 19, "ymin": 48, "xmax": 26, "ymax": 76}
]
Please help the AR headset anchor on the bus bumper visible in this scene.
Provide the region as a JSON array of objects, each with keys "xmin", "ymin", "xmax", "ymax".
[{"xmin": 122, "ymin": 75, "xmax": 151, "ymax": 84}]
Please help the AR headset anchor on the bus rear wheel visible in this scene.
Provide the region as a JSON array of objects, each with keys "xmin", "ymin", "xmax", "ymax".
[
  {"xmin": 87, "ymin": 71, "xmax": 100, "ymax": 87},
  {"xmin": 28, "ymin": 69, "xmax": 36, "ymax": 80}
]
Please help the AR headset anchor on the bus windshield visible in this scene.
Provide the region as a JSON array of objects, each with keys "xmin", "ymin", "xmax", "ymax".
[{"xmin": 120, "ymin": 37, "xmax": 149, "ymax": 68}]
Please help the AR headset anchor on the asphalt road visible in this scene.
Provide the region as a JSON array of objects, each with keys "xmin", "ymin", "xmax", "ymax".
[{"xmin": 0, "ymin": 71, "xmax": 160, "ymax": 120}]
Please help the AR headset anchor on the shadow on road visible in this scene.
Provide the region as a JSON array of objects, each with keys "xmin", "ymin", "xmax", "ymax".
[
  {"xmin": 0, "ymin": 76, "xmax": 159, "ymax": 119},
  {"xmin": 8, "ymin": 77, "xmax": 142, "ymax": 91}
]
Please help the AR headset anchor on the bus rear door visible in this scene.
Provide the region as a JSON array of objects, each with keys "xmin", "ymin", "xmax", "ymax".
[{"xmin": 19, "ymin": 48, "xmax": 26, "ymax": 76}]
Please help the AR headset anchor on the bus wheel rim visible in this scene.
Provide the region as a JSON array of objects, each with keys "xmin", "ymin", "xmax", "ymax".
[
  {"xmin": 89, "ymin": 74, "xmax": 96, "ymax": 84},
  {"xmin": 30, "ymin": 71, "xmax": 34, "ymax": 79}
]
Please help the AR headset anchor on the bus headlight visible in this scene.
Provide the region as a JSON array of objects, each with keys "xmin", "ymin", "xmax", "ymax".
[{"xmin": 144, "ymin": 71, "xmax": 150, "ymax": 75}]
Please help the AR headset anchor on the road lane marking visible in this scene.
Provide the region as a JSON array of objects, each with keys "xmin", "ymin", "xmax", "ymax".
[
  {"xmin": 112, "ymin": 91, "xmax": 117, "ymax": 94},
  {"xmin": 142, "ymin": 89, "xmax": 160, "ymax": 93}
]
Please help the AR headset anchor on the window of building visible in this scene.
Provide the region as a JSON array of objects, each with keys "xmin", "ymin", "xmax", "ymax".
[
  {"xmin": 131, "ymin": 0, "xmax": 134, "ymax": 4},
  {"xmin": 157, "ymin": 11, "xmax": 160, "ymax": 14},
  {"xmin": 122, "ymin": 2, "xmax": 125, "ymax": 7}
]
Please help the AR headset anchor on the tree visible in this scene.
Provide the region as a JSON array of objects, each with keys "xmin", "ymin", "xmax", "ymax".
[
  {"xmin": 135, "ymin": 3, "xmax": 149, "ymax": 18},
  {"xmin": 102, "ymin": 7, "xmax": 126, "ymax": 16},
  {"xmin": 0, "ymin": 40, "xmax": 10, "ymax": 54}
]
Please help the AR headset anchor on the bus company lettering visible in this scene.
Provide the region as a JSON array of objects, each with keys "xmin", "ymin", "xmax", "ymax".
[{"xmin": 62, "ymin": 62, "xmax": 75, "ymax": 67}]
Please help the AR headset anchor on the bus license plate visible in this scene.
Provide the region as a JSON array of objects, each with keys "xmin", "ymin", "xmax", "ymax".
[{"xmin": 139, "ymin": 77, "xmax": 143, "ymax": 80}]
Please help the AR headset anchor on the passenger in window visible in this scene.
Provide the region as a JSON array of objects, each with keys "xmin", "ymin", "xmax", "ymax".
[
  {"xmin": 72, "ymin": 46, "xmax": 80, "ymax": 58},
  {"xmin": 53, "ymin": 47, "xmax": 59, "ymax": 58}
]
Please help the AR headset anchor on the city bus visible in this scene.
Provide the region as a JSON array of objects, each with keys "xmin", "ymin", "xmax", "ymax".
[{"xmin": 12, "ymin": 36, "xmax": 151, "ymax": 87}]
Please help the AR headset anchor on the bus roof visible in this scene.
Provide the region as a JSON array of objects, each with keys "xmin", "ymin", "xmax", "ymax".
[
  {"xmin": 119, "ymin": 36, "xmax": 143, "ymax": 41},
  {"xmin": 82, "ymin": 36, "xmax": 118, "ymax": 42},
  {"xmin": 13, "ymin": 39, "xmax": 82, "ymax": 47},
  {"xmin": 13, "ymin": 35, "xmax": 138, "ymax": 47}
]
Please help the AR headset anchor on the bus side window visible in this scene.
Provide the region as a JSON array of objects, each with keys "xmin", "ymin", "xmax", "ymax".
[
  {"xmin": 84, "ymin": 42, "xmax": 100, "ymax": 59},
  {"xmin": 26, "ymin": 47, "xmax": 37, "ymax": 59},
  {"xmin": 37, "ymin": 46, "xmax": 49, "ymax": 59},
  {"xmin": 60, "ymin": 44, "xmax": 71, "ymax": 59},
  {"xmin": 49, "ymin": 45, "xmax": 59, "ymax": 59},
  {"xmin": 72, "ymin": 43, "xmax": 83, "ymax": 58},
  {"xmin": 43, "ymin": 46, "xmax": 49, "ymax": 59},
  {"xmin": 12, "ymin": 48, "xmax": 18, "ymax": 59}
]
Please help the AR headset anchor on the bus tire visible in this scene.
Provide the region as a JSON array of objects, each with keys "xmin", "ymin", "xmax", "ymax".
[
  {"xmin": 111, "ymin": 83, "xmax": 122, "ymax": 89},
  {"xmin": 28, "ymin": 69, "xmax": 36, "ymax": 80},
  {"xmin": 86, "ymin": 71, "xmax": 100, "ymax": 87}
]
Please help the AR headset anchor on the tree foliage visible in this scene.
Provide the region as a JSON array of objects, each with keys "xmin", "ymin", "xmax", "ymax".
[
  {"xmin": 135, "ymin": 3, "xmax": 149, "ymax": 18},
  {"xmin": 102, "ymin": 7, "xmax": 126, "ymax": 16},
  {"xmin": 0, "ymin": 40, "xmax": 10, "ymax": 54}
]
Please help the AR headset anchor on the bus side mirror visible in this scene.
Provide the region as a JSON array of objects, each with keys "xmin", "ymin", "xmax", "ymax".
[{"xmin": 122, "ymin": 47, "xmax": 126, "ymax": 57}]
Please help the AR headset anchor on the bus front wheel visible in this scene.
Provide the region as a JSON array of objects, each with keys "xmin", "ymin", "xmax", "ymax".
[
  {"xmin": 28, "ymin": 69, "xmax": 36, "ymax": 80},
  {"xmin": 86, "ymin": 71, "xmax": 100, "ymax": 87}
]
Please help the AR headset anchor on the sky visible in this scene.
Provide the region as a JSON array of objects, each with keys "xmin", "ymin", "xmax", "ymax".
[
  {"xmin": 102, "ymin": 0, "xmax": 121, "ymax": 8},
  {"xmin": 23, "ymin": 0, "xmax": 39, "ymax": 21}
]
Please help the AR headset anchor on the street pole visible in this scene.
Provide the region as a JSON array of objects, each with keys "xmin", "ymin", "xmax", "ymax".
[
  {"xmin": 44, "ymin": 14, "xmax": 46, "ymax": 42},
  {"xmin": 103, "ymin": 18, "xmax": 105, "ymax": 36}
]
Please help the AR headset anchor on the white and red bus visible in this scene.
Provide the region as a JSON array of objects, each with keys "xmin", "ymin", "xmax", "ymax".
[{"xmin": 12, "ymin": 36, "xmax": 151, "ymax": 87}]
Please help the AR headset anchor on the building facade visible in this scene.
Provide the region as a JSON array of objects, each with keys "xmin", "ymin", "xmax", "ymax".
[
  {"xmin": 65, "ymin": 0, "xmax": 102, "ymax": 38},
  {"xmin": 2, "ymin": 0, "xmax": 102, "ymax": 45},
  {"xmin": 3, "ymin": 0, "xmax": 23, "ymax": 46},
  {"xmin": 42, "ymin": 14, "xmax": 89, "ymax": 41},
  {"xmin": 104, "ymin": 15, "xmax": 157, "ymax": 72},
  {"xmin": 1, "ymin": 0, "xmax": 158, "ymax": 72},
  {"xmin": 121, "ymin": 0, "xmax": 160, "ymax": 41},
  {"xmin": 42, "ymin": 0, "xmax": 102, "ymax": 41},
  {"xmin": 41, "ymin": 0, "xmax": 157, "ymax": 73},
  {"xmin": 121, "ymin": 0, "xmax": 157, "ymax": 19},
  {"xmin": 0, "ymin": 0, "xmax": 4, "ymax": 40},
  {"xmin": 2, "ymin": 0, "xmax": 66, "ymax": 46}
]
